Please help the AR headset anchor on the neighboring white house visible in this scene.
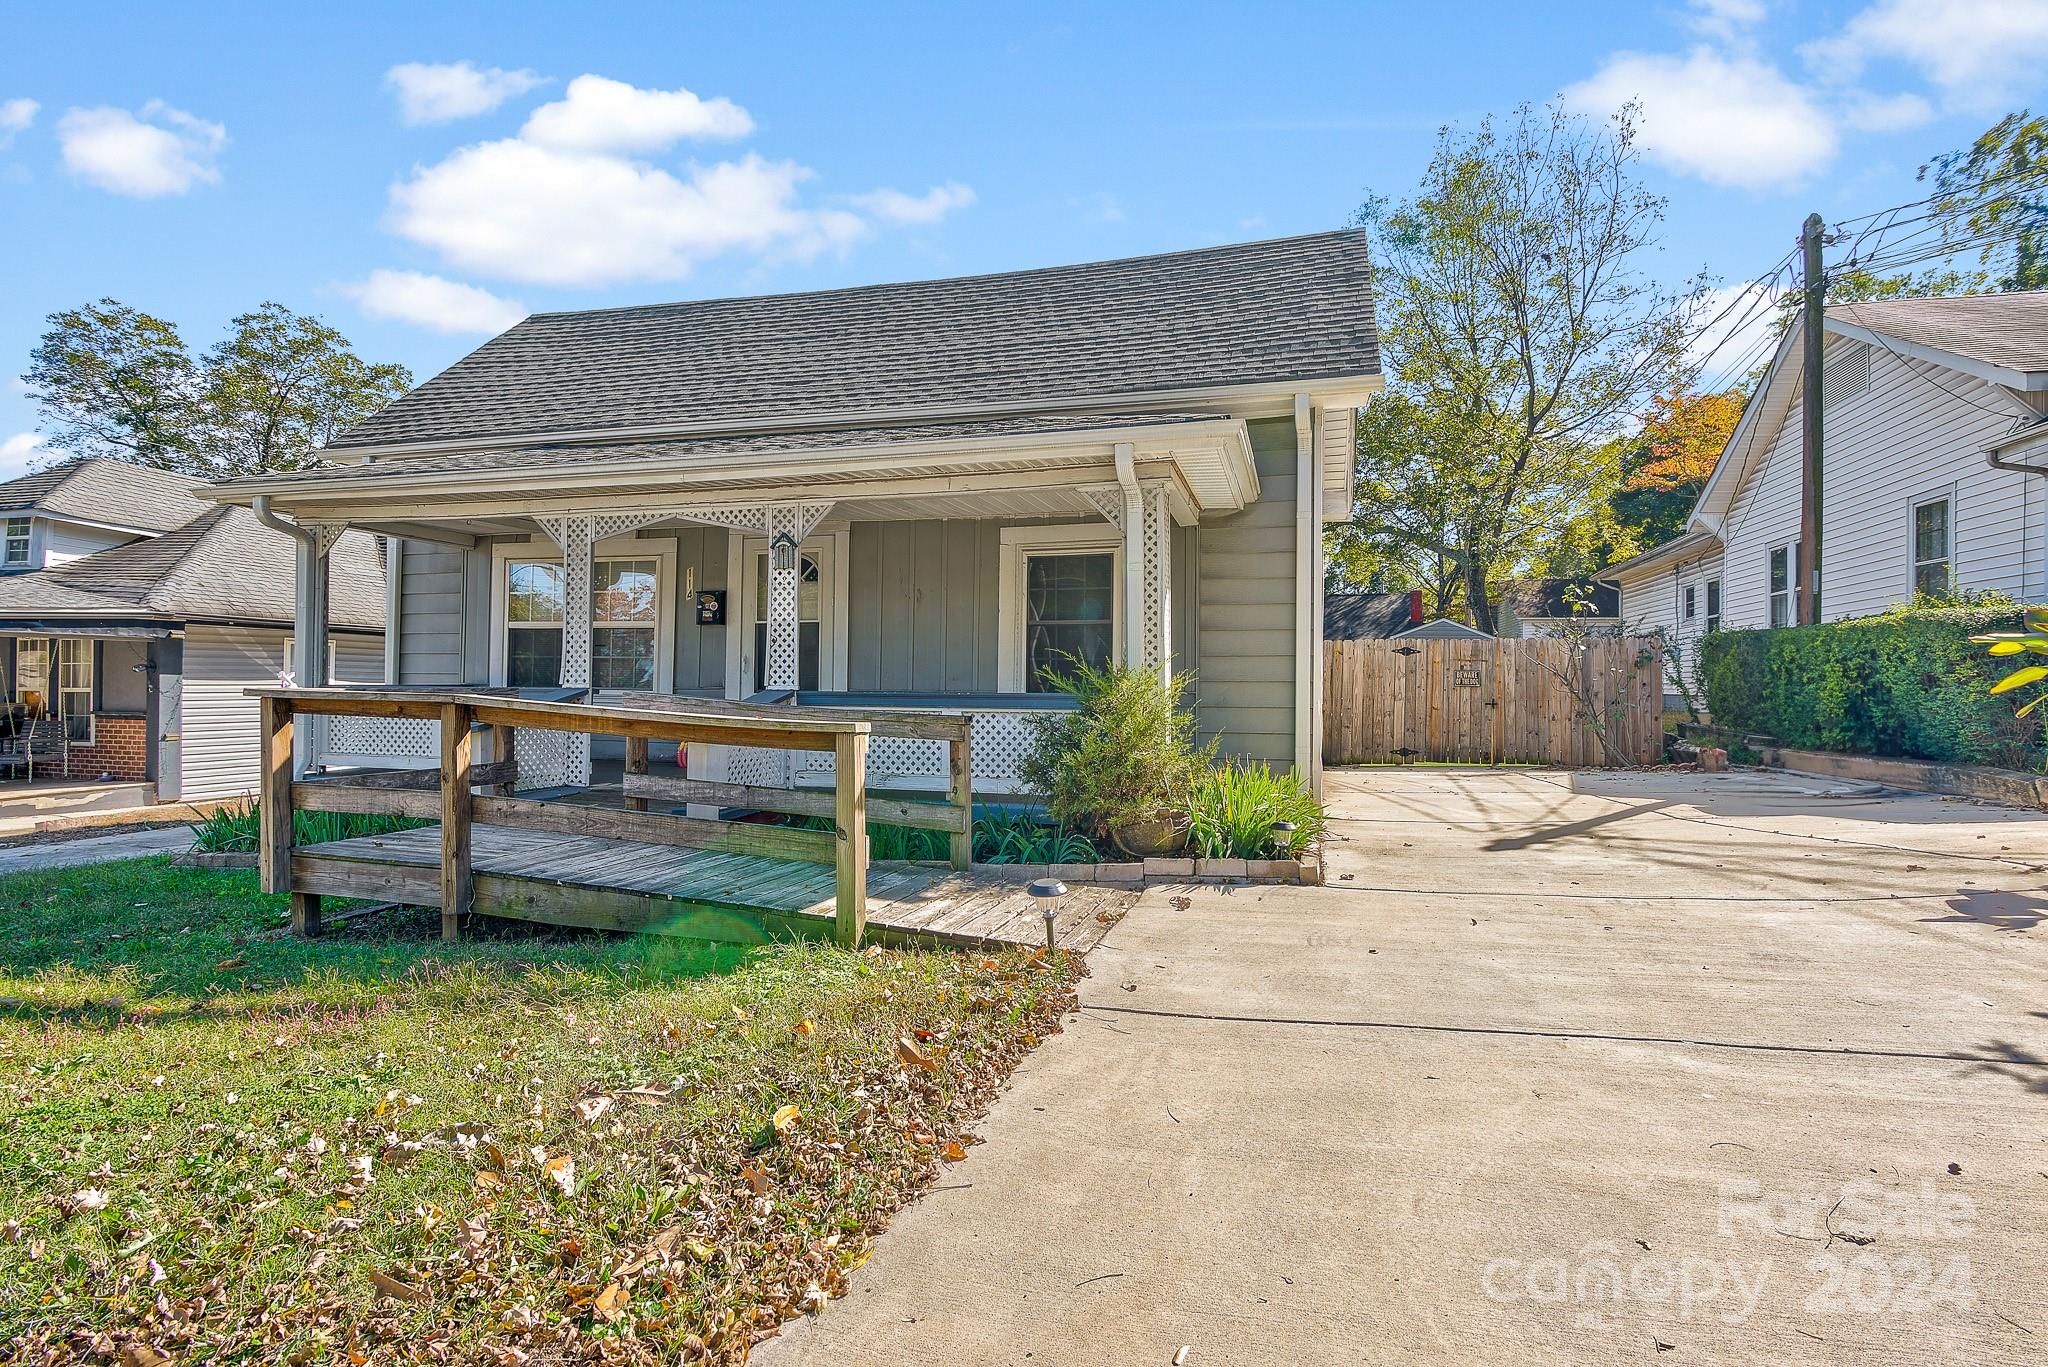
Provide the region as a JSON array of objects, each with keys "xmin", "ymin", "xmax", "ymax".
[
  {"xmin": 1606, "ymin": 292, "xmax": 2048, "ymax": 702},
  {"xmin": 0, "ymin": 458, "xmax": 386, "ymax": 802},
  {"xmin": 208, "ymin": 231, "xmax": 1382, "ymax": 798},
  {"xmin": 1494, "ymin": 578, "xmax": 1621, "ymax": 638}
]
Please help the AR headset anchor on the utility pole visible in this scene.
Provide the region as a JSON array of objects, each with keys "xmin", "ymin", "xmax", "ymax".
[{"xmin": 1798, "ymin": 211, "xmax": 1826, "ymax": 625}]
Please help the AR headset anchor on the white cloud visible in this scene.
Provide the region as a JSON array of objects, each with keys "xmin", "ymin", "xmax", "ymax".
[
  {"xmin": 1805, "ymin": 0, "xmax": 2048, "ymax": 109},
  {"xmin": 342, "ymin": 269, "xmax": 526, "ymax": 334},
  {"xmin": 847, "ymin": 182, "xmax": 975, "ymax": 225},
  {"xmin": 0, "ymin": 433, "xmax": 52, "ymax": 481},
  {"xmin": 57, "ymin": 101, "xmax": 225, "ymax": 197},
  {"xmin": 386, "ymin": 61, "xmax": 548, "ymax": 125},
  {"xmin": 1841, "ymin": 90, "xmax": 1934, "ymax": 132},
  {"xmin": 389, "ymin": 141, "xmax": 866, "ymax": 287},
  {"xmin": 0, "ymin": 98, "xmax": 37, "ymax": 148},
  {"xmin": 1685, "ymin": 0, "xmax": 1766, "ymax": 40},
  {"xmin": 1563, "ymin": 48, "xmax": 1836, "ymax": 188},
  {"xmin": 519, "ymin": 75, "xmax": 752, "ymax": 153}
]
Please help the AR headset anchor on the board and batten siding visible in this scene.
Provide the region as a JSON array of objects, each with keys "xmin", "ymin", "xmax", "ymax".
[
  {"xmin": 1719, "ymin": 336, "xmax": 2047, "ymax": 630},
  {"xmin": 1195, "ymin": 416, "xmax": 1297, "ymax": 764},
  {"xmin": 179, "ymin": 624, "xmax": 288, "ymax": 801}
]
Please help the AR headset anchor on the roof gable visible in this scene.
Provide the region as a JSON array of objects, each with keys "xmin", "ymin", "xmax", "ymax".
[
  {"xmin": 0, "ymin": 457, "xmax": 211, "ymax": 532},
  {"xmin": 329, "ymin": 230, "xmax": 1380, "ymax": 452}
]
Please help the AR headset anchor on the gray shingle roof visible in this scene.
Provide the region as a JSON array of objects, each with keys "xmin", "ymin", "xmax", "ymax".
[
  {"xmin": 1829, "ymin": 291, "xmax": 2048, "ymax": 376},
  {"xmin": 0, "ymin": 457, "xmax": 213, "ymax": 531},
  {"xmin": 1324, "ymin": 591, "xmax": 1420, "ymax": 640},
  {"xmin": 0, "ymin": 505, "xmax": 384, "ymax": 630},
  {"xmin": 329, "ymin": 230, "xmax": 1379, "ymax": 451},
  {"xmin": 1499, "ymin": 577, "xmax": 1620, "ymax": 620},
  {"xmin": 268, "ymin": 412, "xmax": 1221, "ymax": 485}
]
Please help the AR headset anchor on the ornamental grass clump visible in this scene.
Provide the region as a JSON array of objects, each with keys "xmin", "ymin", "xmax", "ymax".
[
  {"xmin": 1184, "ymin": 758, "xmax": 1325, "ymax": 859},
  {"xmin": 1016, "ymin": 661, "xmax": 1214, "ymax": 842}
]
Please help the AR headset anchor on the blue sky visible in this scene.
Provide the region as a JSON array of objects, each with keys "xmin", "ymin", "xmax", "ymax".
[{"xmin": 3, "ymin": 0, "xmax": 2045, "ymax": 475}]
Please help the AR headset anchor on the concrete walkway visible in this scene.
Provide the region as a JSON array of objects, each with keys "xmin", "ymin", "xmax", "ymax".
[
  {"xmin": 0, "ymin": 824, "xmax": 193, "ymax": 873},
  {"xmin": 761, "ymin": 767, "xmax": 2048, "ymax": 1366}
]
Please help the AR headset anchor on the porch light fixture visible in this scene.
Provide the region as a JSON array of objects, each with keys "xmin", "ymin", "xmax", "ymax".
[
  {"xmin": 1027, "ymin": 877, "xmax": 1067, "ymax": 953},
  {"xmin": 770, "ymin": 531, "xmax": 799, "ymax": 574}
]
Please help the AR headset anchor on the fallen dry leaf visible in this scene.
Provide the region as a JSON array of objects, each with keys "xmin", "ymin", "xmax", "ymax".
[
  {"xmin": 593, "ymin": 1282, "xmax": 628, "ymax": 1322},
  {"xmin": 771, "ymin": 1104, "xmax": 801, "ymax": 1137},
  {"xmin": 792, "ymin": 1019, "xmax": 815, "ymax": 1036},
  {"xmin": 940, "ymin": 1141, "xmax": 967, "ymax": 1163},
  {"xmin": 368, "ymin": 1269, "xmax": 429, "ymax": 1304},
  {"xmin": 116, "ymin": 1345, "xmax": 172, "ymax": 1367},
  {"xmin": 573, "ymin": 1095, "xmax": 614, "ymax": 1125},
  {"xmin": 543, "ymin": 1154, "xmax": 576, "ymax": 1198},
  {"xmin": 896, "ymin": 1036, "xmax": 937, "ymax": 1072}
]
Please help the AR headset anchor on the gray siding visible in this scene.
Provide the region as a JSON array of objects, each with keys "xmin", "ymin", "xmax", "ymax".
[
  {"xmin": 181, "ymin": 624, "xmax": 289, "ymax": 801},
  {"xmin": 396, "ymin": 540, "xmax": 469, "ymax": 684},
  {"xmin": 1195, "ymin": 416, "xmax": 1298, "ymax": 764},
  {"xmin": 847, "ymin": 520, "xmax": 1002, "ymax": 691},
  {"xmin": 665, "ymin": 526, "xmax": 728, "ymax": 693}
]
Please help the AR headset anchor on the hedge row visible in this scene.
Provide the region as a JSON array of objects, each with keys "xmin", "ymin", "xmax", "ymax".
[{"xmin": 1698, "ymin": 604, "xmax": 2046, "ymax": 772}]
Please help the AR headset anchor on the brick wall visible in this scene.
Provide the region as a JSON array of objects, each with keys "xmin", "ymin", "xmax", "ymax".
[{"xmin": 64, "ymin": 713, "xmax": 149, "ymax": 782}]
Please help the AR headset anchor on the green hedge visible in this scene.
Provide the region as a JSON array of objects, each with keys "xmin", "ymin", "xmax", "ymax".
[{"xmin": 1699, "ymin": 604, "xmax": 2046, "ymax": 772}]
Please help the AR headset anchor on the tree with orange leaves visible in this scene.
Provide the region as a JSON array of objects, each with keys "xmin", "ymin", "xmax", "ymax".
[{"xmin": 1625, "ymin": 389, "xmax": 1744, "ymax": 494}]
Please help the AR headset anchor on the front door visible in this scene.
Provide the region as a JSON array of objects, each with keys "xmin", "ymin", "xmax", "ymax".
[{"xmin": 738, "ymin": 538, "xmax": 839, "ymax": 696}]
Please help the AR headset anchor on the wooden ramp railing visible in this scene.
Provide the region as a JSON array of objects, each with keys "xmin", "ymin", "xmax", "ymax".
[{"xmin": 252, "ymin": 688, "xmax": 975, "ymax": 947}]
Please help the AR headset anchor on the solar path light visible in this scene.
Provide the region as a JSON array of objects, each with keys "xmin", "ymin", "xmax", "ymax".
[{"xmin": 1027, "ymin": 877, "xmax": 1068, "ymax": 952}]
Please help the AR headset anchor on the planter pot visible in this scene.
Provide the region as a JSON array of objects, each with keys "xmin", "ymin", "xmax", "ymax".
[{"xmin": 1109, "ymin": 814, "xmax": 1187, "ymax": 858}]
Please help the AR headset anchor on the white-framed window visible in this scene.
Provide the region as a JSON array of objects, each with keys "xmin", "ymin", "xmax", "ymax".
[
  {"xmin": 1912, "ymin": 497, "xmax": 1952, "ymax": 598},
  {"xmin": 592, "ymin": 558, "xmax": 660, "ymax": 689},
  {"xmin": 3, "ymin": 518, "xmax": 29, "ymax": 568},
  {"xmin": 1768, "ymin": 543, "xmax": 1797, "ymax": 628},
  {"xmin": 1683, "ymin": 584, "xmax": 1698, "ymax": 621},
  {"xmin": 491, "ymin": 538, "xmax": 674, "ymax": 691},
  {"xmin": 1705, "ymin": 578, "xmax": 1722, "ymax": 633},
  {"xmin": 503, "ymin": 559, "xmax": 566, "ymax": 688},
  {"xmin": 14, "ymin": 636, "xmax": 49, "ymax": 710},
  {"xmin": 996, "ymin": 524, "xmax": 1124, "ymax": 692},
  {"xmin": 56, "ymin": 638, "xmax": 93, "ymax": 742}
]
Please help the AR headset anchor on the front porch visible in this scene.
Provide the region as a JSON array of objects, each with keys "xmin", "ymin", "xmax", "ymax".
[
  {"xmin": 259, "ymin": 416, "xmax": 1256, "ymax": 796},
  {"xmin": 257, "ymin": 686, "xmax": 1132, "ymax": 951}
]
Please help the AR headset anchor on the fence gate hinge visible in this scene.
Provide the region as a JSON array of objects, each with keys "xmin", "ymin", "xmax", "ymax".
[
  {"xmin": 1393, "ymin": 645, "xmax": 1422, "ymax": 656},
  {"xmin": 1392, "ymin": 746, "xmax": 1420, "ymax": 758}
]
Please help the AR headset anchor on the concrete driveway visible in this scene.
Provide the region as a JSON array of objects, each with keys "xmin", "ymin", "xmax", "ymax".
[{"xmin": 761, "ymin": 767, "xmax": 2048, "ymax": 1366}]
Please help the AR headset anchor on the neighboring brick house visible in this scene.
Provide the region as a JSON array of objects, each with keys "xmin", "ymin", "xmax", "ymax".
[{"xmin": 0, "ymin": 458, "xmax": 386, "ymax": 800}]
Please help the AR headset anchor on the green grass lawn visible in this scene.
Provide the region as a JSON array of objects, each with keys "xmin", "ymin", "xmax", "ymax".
[{"xmin": 0, "ymin": 858, "xmax": 1080, "ymax": 1365}]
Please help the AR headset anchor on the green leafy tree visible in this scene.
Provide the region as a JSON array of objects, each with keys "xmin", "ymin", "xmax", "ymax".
[
  {"xmin": 1348, "ymin": 102, "xmax": 1702, "ymax": 634},
  {"xmin": 198, "ymin": 304, "xmax": 412, "ymax": 476},
  {"xmin": 1922, "ymin": 111, "xmax": 2048, "ymax": 293},
  {"xmin": 22, "ymin": 300, "xmax": 411, "ymax": 478},
  {"xmin": 22, "ymin": 300, "xmax": 203, "ymax": 470}
]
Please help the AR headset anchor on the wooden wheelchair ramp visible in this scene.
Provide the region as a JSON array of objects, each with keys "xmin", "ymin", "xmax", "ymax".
[{"xmin": 296, "ymin": 824, "xmax": 1132, "ymax": 952}]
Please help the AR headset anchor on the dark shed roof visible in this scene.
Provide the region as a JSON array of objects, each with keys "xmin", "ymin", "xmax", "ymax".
[
  {"xmin": 1499, "ymin": 578, "xmax": 1621, "ymax": 620},
  {"xmin": 329, "ymin": 230, "xmax": 1380, "ymax": 450},
  {"xmin": 1324, "ymin": 591, "xmax": 1420, "ymax": 640}
]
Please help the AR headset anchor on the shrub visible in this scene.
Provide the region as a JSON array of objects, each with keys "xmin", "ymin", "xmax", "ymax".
[
  {"xmin": 1184, "ymin": 760, "xmax": 1325, "ymax": 858},
  {"xmin": 1016, "ymin": 661, "xmax": 1215, "ymax": 839},
  {"xmin": 189, "ymin": 797, "xmax": 436, "ymax": 853},
  {"xmin": 1699, "ymin": 602, "xmax": 2046, "ymax": 772}
]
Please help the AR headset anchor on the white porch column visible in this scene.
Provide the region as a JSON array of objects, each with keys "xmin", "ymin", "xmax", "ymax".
[
  {"xmin": 543, "ymin": 513, "xmax": 596, "ymax": 786},
  {"xmin": 1141, "ymin": 482, "xmax": 1172, "ymax": 677},
  {"xmin": 760, "ymin": 502, "xmax": 836, "ymax": 692},
  {"xmin": 293, "ymin": 523, "xmax": 345, "ymax": 774}
]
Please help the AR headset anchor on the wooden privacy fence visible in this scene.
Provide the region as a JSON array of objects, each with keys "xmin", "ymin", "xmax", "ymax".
[
  {"xmin": 253, "ymin": 687, "xmax": 975, "ymax": 948},
  {"xmin": 1322, "ymin": 636, "xmax": 1664, "ymax": 767}
]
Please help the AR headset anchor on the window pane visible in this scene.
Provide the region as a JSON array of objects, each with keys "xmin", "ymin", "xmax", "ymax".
[
  {"xmin": 1914, "ymin": 501, "xmax": 1949, "ymax": 564},
  {"xmin": 592, "ymin": 626, "xmax": 655, "ymax": 690},
  {"xmin": 1914, "ymin": 561, "xmax": 1951, "ymax": 597},
  {"xmin": 507, "ymin": 562, "xmax": 564, "ymax": 623},
  {"xmin": 506, "ymin": 627, "xmax": 563, "ymax": 688},
  {"xmin": 1706, "ymin": 580, "xmax": 1721, "ymax": 614},
  {"xmin": 593, "ymin": 559, "xmax": 657, "ymax": 625},
  {"xmin": 1024, "ymin": 553, "xmax": 1114, "ymax": 691},
  {"xmin": 1769, "ymin": 547, "xmax": 1788, "ymax": 593},
  {"xmin": 1027, "ymin": 622, "xmax": 1113, "ymax": 691}
]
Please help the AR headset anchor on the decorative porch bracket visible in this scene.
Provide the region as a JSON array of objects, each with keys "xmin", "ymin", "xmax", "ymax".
[{"xmin": 1079, "ymin": 483, "xmax": 1172, "ymax": 675}]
